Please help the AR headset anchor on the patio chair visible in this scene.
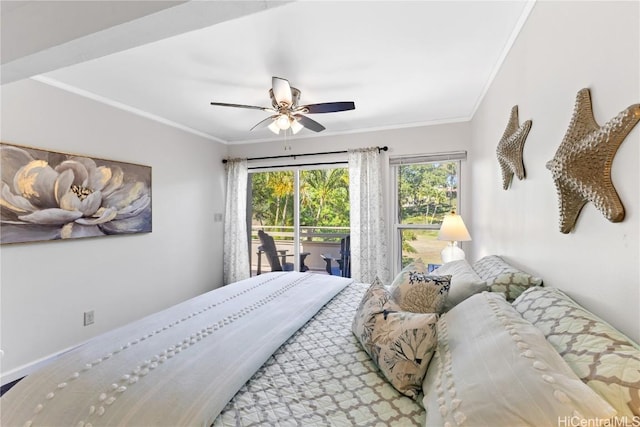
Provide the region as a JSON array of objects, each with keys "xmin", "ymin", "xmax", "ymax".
[
  {"xmin": 256, "ymin": 230, "xmax": 310, "ymax": 275},
  {"xmin": 321, "ymin": 235, "xmax": 350, "ymax": 278}
]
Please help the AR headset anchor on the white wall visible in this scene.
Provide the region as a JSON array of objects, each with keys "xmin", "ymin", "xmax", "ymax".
[
  {"xmin": 228, "ymin": 123, "xmax": 471, "ymax": 160},
  {"xmin": 470, "ymin": 1, "xmax": 639, "ymax": 342},
  {"xmin": 0, "ymin": 79, "xmax": 227, "ymax": 380},
  {"xmin": 229, "ymin": 122, "xmax": 473, "ymax": 275}
]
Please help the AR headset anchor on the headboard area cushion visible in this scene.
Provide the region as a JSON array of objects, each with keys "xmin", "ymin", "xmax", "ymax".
[
  {"xmin": 422, "ymin": 292, "xmax": 617, "ymax": 426},
  {"xmin": 472, "ymin": 255, "xmax": 542, "ymax": 301},
  {"xmin": 513, "ymin": 286, "xmax": 640, "ymax": 417},
  {"xmin": 352, "ymin": 278, "xmax": 438, "ymax": 399}
]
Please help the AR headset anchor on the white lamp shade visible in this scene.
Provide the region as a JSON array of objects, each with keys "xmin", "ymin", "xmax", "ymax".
[
  {"xmin": 438, "ymin": 212, "xmax": 471, "ymax": 263},
  {"xmin": 438, "ymin": 213, "xmax": 471, "ymax": 242}
]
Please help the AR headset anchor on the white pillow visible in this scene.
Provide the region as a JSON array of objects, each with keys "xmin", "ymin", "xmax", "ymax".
[
  {"xmin": 422, "ymin": 292, "xmax": 617, "ymax": 426},
  {"xmin": 430, "ymin": 260, "xmax": 487, "ymax": 310}
]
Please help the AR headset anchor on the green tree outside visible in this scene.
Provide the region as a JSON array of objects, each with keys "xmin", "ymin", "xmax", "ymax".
[
  {"xmin": 251, "ymin": 168, "xmax": 350, "ymax": 240},
  {"xmin": 398, "ymin": 162, "xmax": 457, "ymax": 224},
  {"xmin": 250, "ymin": 162, "xmax": 457, "ymax": 261},
  {"xmin": 397, "ymin": 162, "xmax": 459, "ymax": 266}
]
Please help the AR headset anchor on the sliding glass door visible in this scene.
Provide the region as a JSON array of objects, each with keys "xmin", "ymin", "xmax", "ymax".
[{"xmin": 249, "ymin": 167, "xmax": 349, "ymax": 275}]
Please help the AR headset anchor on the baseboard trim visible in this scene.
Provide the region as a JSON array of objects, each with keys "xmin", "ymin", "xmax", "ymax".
[{"xmin": 1, "ymin": 344, "xmax": 81, "ymax": 387}]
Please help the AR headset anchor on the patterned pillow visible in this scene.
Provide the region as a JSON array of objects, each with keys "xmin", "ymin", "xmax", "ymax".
[
  {"xmin": 389, "ymin": 272, "xmax": 451, "ymax": 314},
  {"xmin": 472, "ymin": 255, "xmax": 542, "ymax": 301},
  {"xmin": 431, "ymin": 260, "xmax": 487, "ymax": 310},
  {"xmin": 422, "ymin": 292, "xmax": 617, "ymax": 426},
  {"xmin": 513, "ymin": 286, "xmax": 640, "ymax": 417},
  {"xmin": 352, "ymin": 278, "xmax": 438, "ymax": 399},
  {"xmin": 389, "ymin": 259, "xmax": 427, "ymax": 287}
]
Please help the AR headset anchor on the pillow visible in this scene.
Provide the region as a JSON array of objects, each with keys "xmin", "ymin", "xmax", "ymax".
[
  {"xmin": 513, "ymin": 286, "xmax": 640, "ymax": 417},
  {"xmin": 389, "ymin": 272, "xmax": 451, "ymax": 314},
  {"xmin": 352, "ymin": 278, "xmax": 438, "ymax": 399},
  {"xmin": 389, "ymin": 259, "xmax": 428, "ymax": 288},
  {"xmin": 430, "ymin": 259, "xmax": 487, "ymax": 310},
  {"xmin": 472, "ymin": 255, "xmax": 542, "ymax": 301},
  {"xmin": 422, "ymin": 292, "xmax": 617, "ymax": 426}
]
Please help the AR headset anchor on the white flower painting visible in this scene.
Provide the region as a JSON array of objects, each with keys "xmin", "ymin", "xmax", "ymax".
[{"xmin": 1, "ymin": 143, "xmax": 151, "ymax": 244}]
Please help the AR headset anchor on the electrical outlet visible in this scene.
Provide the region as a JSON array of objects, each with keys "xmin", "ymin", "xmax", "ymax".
[
  {"xmin": 213, "ymin": 213, "xmax": 223, "ymax": 222},
  {"xmin": 84, "ymin": 310, "xmax": 94, "ymax": 326}
]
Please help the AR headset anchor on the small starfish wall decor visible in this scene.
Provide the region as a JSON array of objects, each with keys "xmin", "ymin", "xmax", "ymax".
[
  {"xmin": 496, "ymin": 105, "xmax": 532, "ymax": 190},
  {"xmin": 546, "ymin": 88, "xmax": 640, "ymax": 234}
]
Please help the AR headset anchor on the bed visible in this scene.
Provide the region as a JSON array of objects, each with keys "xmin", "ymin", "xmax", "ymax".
[
  {"xmin": 1, "ymin": 272, "xmax": 422, "ymax": 427},
  {"xmin": 1, "ymin": 257, "xmax": 639, "ymax": 427}
]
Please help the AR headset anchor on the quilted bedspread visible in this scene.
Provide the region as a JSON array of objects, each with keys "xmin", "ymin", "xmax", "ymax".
[
  {"xmin": 1, "ymin": 272, "xmax": 352, "ymax": 427},
  {"xmin": 213, "ymin": 281, "xmax": 425, "ymax": 427}
]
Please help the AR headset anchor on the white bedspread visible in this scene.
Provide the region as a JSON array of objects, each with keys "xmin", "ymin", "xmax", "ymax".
[{"xmin": 1, "ymin": 272, "xmax": 351, "ymax": 427}]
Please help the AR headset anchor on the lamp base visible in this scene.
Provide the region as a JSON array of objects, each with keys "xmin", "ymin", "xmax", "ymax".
[{"xmin": 441, "ymin": 242, "xmax": 465, "ymax": 264}]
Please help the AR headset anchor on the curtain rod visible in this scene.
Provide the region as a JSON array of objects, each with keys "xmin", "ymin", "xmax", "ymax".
[
  {"xmin": 222, "ymin": 146, "xmax": 388, "ymax": 164},
  {"xmin": 248, "ymin": 160, "xmax": 347, "ymax": 170}
]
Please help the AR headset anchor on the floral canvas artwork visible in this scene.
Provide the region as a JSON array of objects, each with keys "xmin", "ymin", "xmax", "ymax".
[{"xmin": 1, "ymin": 143, "xmax": 152, "ymax": 244}]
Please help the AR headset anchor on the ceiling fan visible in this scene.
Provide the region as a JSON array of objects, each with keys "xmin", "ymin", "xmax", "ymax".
[{"xmin": 210, "ymin": 77, "xmax": 355, "ymax": 135}]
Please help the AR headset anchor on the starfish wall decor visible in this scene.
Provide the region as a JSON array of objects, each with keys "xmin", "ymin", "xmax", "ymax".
[
  {"xmin": 496, "ymin": 105, "xmax": 532, "ymax": 190},
  {"xmin": 546, "ymin": 88, "xmax": 640, "ymax": 233}
]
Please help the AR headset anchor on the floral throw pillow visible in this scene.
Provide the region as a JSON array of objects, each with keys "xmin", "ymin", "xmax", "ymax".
[
  {"xmin": 388, "ymin": 259, "xmax": 427, "ymax": 287},
  {"xmin": 352, "ymin": 278, "xmax": 438, "ymax": 399},
  {"xmin": 389, "ymin": 273, "xmax": 451, "ymax": 314}
]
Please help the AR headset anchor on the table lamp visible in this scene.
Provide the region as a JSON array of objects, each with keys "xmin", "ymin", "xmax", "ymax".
[{"xmin": 438, "ymin": 211, "xmax": 471, "ymax": 263}]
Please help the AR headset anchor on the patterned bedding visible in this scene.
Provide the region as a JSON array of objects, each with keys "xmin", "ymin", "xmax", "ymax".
[
  {"xmin": 512, "ymin": 286, "xmax": 640, "ymax": 417},
  {"xmin": 213, "ymin": 282, "xmax": 425, "ymax": 427}
]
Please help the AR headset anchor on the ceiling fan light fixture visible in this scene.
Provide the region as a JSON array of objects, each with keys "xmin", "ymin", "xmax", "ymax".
[
  {"xmin": 268, "ymin": 121, "xmax": 280, "ymax": 134},
  {"xmin": 290, "ymin": 117, "xmax": 303, "ymax": 134},
  {"xmin": 276, "ymin": 114, "xmax": 292, "ymax": 130},
  {"xmin": 210, "ymin": 77, "xmax": 355, "ymax": 135}
]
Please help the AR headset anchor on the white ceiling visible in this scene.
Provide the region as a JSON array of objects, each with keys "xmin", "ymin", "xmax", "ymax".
[{"xmin": 1, "ymin": 1, "xmax": 534, "ymax": 145}]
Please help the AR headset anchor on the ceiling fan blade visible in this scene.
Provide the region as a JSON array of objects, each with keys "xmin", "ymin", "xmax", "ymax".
[
  {"xmin": 272, "ymin": 77, "xmax": 292, "ymax": 106},
  {"xmin": 300, "ymin": 101, "xmax": 356, "ymax": 114},
  {"xmin": 250, "ymin": 115, "xmax": 277, "ymax": 131},
  {"xmin": 296, "ymin": 115, "xmax": 326, "ymax": 132},
  {"xmin": 210, "ymin": 102, "xmax": 273, "ymax": 112}
]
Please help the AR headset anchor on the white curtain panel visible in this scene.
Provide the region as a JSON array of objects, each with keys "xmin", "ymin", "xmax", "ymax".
[
  {"xmin": 223, "ymin": 158, "xmax": 250, "ymax": 284},
  {"xmin": 348, "ymin": 148, "xmax": 389, "ymax": 284}
]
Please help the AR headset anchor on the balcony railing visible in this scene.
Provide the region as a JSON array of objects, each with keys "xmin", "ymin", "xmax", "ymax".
[{"xmin": 250, "ymin": 225, "xmax": 349, "ymax": 275}]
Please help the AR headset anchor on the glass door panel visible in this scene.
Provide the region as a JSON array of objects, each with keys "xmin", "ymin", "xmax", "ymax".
[
  {"xmin": 250, "ymin": 171, "xmax": 295, "ymax": 274},
  {"xmin": 249, "ymin": 167, "xmax": 350, "ymax": 275},
  {"xmin": 299, "ymin": 168, "xmax": 350, "ymax": 274}
]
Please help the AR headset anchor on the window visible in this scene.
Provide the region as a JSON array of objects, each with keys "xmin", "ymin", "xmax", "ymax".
[{"xmin": 391, "ymin": 152, "xmax": 465, "ymax": 271}]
